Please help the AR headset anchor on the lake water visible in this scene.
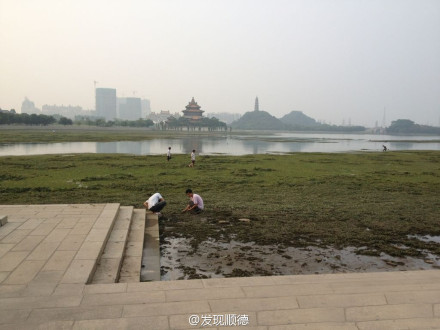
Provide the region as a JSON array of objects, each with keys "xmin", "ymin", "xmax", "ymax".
[{"xmin": 1, "ymin": 132, "xmax": 439, "ymax": 156}]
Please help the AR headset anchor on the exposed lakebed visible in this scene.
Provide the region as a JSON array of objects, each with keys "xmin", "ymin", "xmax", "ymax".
[{"xmin": 158, "ymin": 218, "xmax": 440, "ymax": 280}]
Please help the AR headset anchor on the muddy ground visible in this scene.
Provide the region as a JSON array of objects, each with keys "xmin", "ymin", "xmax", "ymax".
[
  {"xmin": 1, "ymin": 152, "xmax": 439, "ymax": 280},
  {"xmin": 159, "ymin": 216, "xmax": 440, "ymax": 280}
]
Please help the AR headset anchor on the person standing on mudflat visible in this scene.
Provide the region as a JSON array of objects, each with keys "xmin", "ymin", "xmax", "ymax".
[
  {"xmin": 188, "ymin": 149, "xmax": 196, "ymax": 167},
  {"xmin": 167, "ymin": 147, "xmax": 172, "ymax": 161}
]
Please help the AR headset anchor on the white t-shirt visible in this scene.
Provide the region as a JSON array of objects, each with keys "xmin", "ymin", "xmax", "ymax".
[
  {"xmin": 192, "ymin": 193, "xmax": 204, "ymax": 210},
  {"xmin": 146, "ymin": 193, "xmax": 162, "ymax": 208}
]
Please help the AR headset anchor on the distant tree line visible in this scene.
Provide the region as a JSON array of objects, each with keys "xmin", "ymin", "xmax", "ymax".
[
  {"xmin": 74, "ymin": 117, "xmax": 154, "ymax": 128},
  {"xmin": 386, "ymin": 119, "xmax": 440, "ymax": 134},
  {"xmin": 0, "ymin": 112, "xmax": 57, "ymax": 126},
  {"xmin": 283, "ymin": 123, "xmax": 366, "ymax": 132},
  {"xmin": 0, "ymin": 112, "xmax": 154, "ymax": 128},
  {"xmin": 163, "ymin": 116, "xmax": 227, "ymax": 131}
]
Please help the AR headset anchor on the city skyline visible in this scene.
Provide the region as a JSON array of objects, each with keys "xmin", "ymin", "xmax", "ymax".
[
  {"xmin": 7, "ymin": 88, "xmax": 439, "ymax": 128},
  {"xmin": 1, "ymin": 0, "xmax": 439, "ymax": 127}
]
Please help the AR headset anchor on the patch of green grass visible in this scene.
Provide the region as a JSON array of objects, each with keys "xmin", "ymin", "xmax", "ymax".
[{"xmin": 1, "ymin": 151, "xmax": 440, "ymax": 258}]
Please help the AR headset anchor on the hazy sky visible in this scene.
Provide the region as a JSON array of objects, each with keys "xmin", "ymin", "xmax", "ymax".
[{"xmin": 1, "ymin": 0, "xmax": 439, "ymax": 126}]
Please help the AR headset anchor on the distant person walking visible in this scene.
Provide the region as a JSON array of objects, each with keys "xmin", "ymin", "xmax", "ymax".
[
  {"xmin": 382, "ymin": 145, "xmax": 388, "ymax": 152},
  {"xmin": 167, "ymin": 147, "xmax": 172, "ymax": 161},
  {"xmin": 143, "ymin": 192, "xmax": 166, "ymax": 215},
  {"xmin": 188, "ymin": 149, "xmax": 196, "ymax": 167},
  {"xmin": 182, "ymin": 189, "xmax": 204, "ymax": 214}
]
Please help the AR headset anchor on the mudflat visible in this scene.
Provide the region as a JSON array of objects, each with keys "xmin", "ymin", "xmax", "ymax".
[
  {"xmin": 1, "ymin": 151, "xmax": 439, "ymax": 278},
  {"xmin": 0, "ymin": 126, "xmax": 225, "ymax": 143}
]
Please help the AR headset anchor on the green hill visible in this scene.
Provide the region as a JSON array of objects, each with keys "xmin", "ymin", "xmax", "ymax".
[
  {"xmin": 280, "ymin": 111, "xmax": 318, "ymax": 127},
  {"xmin": 386, "ymin": 119, "xmax": 440, "ymax": 135},
  {"xmin": 230, "ymin": 109, "xmax": 366, "ymax": 132},
  {"xmin": 230, "ymin": 111, "xmax": 285, "ymax": 130}
]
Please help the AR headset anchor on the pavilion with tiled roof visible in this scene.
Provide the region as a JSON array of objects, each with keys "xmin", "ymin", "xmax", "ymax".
[{"xmin": 182, "ymin": 97, "xmax": 204, "ymax": 123}]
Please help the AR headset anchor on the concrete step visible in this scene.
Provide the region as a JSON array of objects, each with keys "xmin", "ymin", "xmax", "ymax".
[
  {"xmin": 91, "ymin": 206, "xmax": 134, "ymax": 284},
  {"xmin": 141, "ymin": 212, "xmax": 161, "ymax": 281},
  {"xmin": 119, "ymin": 209, "xmax": 146, "ymax": 283},
  {"xmin": 0, "ymin": 215, "xmax": 7, "ymax": 227}
]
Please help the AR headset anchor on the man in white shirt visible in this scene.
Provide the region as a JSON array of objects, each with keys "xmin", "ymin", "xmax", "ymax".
[
  {"xmin": 182, "ymin": 188, "xmax": 204, "ymax": 214},
  {"xmin": 143, "ymin": 192, "xmax": 166, "ymax": 214}
]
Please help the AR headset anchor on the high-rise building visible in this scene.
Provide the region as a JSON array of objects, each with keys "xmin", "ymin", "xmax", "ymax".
[
  {"xmin": 96, "ymin": 88, "xmax": 117, "ymax": 120},
  {"xmin": 141, "ymin": 99, "xmax": 151, "ymax": 118},
  {"xmin": 41, "ymin": 104, "xmax": 94, "ymax": 119},
  {"xmin": 117, "ymin": 97, "xmax": 142, "ymax": 120},
  {"xmin": 21, "ymin": 98, "xmax": 40, "ymax": 114}
]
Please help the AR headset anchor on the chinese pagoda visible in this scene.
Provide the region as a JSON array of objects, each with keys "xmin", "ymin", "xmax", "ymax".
[{"xmin": 182, "ymin": 97, "xmax": 204, "ymax": 123}]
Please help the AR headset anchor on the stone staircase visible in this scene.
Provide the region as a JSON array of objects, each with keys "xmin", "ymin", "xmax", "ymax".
[
  {"xmin": 119, "ymin": 209, "xmax": 146, "ymax": 283},
  {"xmin": 90, "ymin": 206, "xmax": 160, "ymax": 284}
]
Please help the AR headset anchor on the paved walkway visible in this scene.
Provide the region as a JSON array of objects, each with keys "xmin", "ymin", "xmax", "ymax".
[{"xmin": 1, "ymin": 204, "xmax": 440, "ymax": 329}]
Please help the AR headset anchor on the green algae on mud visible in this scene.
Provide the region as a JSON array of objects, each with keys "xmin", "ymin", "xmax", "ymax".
[{"xmin": 1, "ymin": 151, "xmax": 440, "ymax": 263}]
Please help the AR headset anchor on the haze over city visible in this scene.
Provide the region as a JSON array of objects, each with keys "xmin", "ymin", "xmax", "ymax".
[{"xmin": 1, "ymin": 0, "xmax": 439, "ymax": 127}]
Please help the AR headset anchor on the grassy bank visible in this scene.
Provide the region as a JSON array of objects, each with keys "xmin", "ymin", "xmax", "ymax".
[
  {"xmin": 0, "ymin": 126, "xmax": 230, "ymax": 143},
  {"xmin": 1, "ymin": 151, "xmax": 439, "ymax": 258}
]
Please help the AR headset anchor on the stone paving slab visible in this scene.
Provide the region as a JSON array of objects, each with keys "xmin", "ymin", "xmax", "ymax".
[
  {"xmin": 356, "ymin": 318, "xmax": 440, "ymax": 330},
  {"xmin": 0, "ymin": 204, "xmax": 117, "ymax": 288},
  {"xmin": 72, "ymin": 316, "xmax": 169, "ymax": 330},
  {"xmin": 26, "ymin": 305, "xmax": 123, "ymax": 324},
  {"xmin": 1, "ymin": 204, "xmax": 440, "ymax": 329},
  {"xmin": 269, "ymin": 324, "xmax": 357, "ymax": 330},
  {"xmin": 60, "ymin": 259, "xmax": 97, "ymax": 284}
]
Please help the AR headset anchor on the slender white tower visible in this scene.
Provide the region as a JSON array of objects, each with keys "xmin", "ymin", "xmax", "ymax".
[{"xmin": 254, "ymin": 97, "xmax": 259, "ymax": 112}]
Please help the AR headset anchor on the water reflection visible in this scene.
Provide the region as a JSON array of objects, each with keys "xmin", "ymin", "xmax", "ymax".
[
  {"xmin": 0, "ymin": 142, "xmax": 97, "ymax": 156},
  {"xmin": 181, "ymin": 136, "xmax": 204, "ymax": 154},
  {"xmin": 0, "ymin": 133, "xmax": 439, "ymax": 156},
  {"xmin": 96, "ymin": 141, "xmax": 151, "ymax": 155}
]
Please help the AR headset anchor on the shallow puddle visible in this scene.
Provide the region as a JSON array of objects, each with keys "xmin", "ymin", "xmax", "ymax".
[
  {"xmin": 160, "ymin": 237, "xmax": 440, "ymax": 280},
  {"xmin": 408, "ymin": 234, "xmax": 440, "ymax": 244}
]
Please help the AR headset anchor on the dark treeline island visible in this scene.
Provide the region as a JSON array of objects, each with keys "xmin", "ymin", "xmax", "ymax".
[{"xmin": 387, "ymin": 119, "xmax": 440, "ymax": 135}]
